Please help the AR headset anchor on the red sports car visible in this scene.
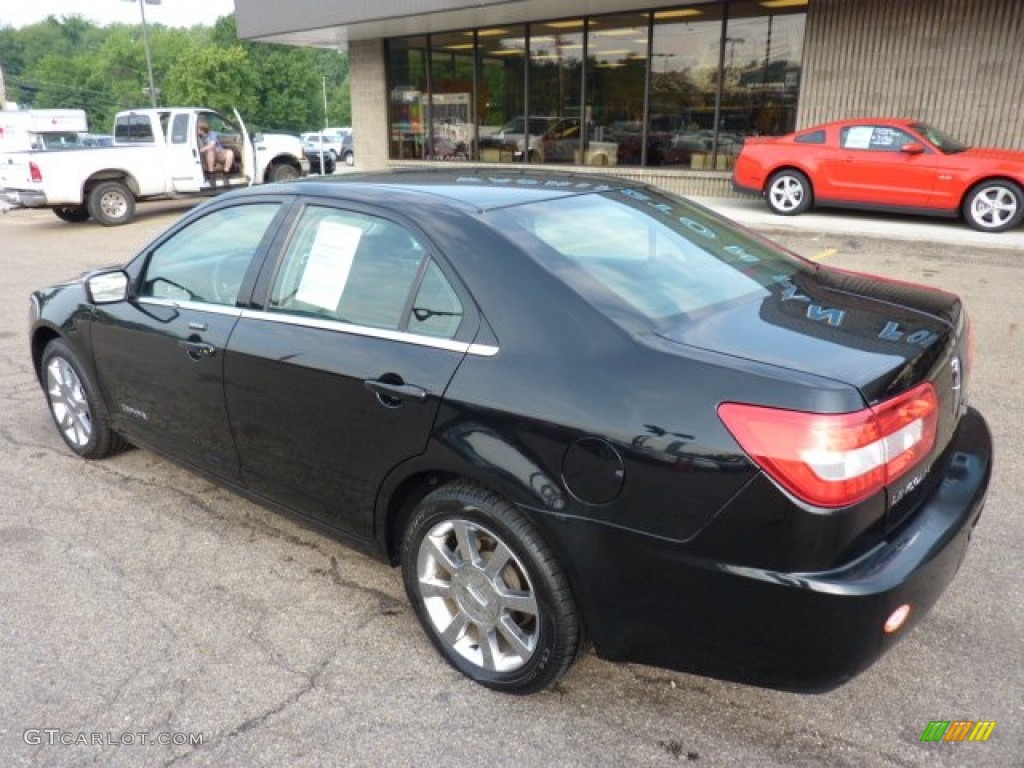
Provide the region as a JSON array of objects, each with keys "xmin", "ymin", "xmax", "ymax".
[{"xmin": 733, "ymin": 118, "xmax": 1024, "ymax": 232}]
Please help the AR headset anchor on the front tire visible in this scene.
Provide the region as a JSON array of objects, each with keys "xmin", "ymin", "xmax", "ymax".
[
  {"xmin": 53, "ymin": 205, "xmax": 90, "ymax": 223},
  {"xmin": 87, "ymin": 181, "xmax": 135, "ymax": 226},
  {"xmin": 41, "ymin": 340, "xmax": 125, "ymax": 459},
  {"xmin": 401, "ymin": 482, "xmax": 583, "ymax": 694},
  {"xmin": 963, "ymin": 180, "xmax": 1024, "ymax": 232},
  {"xmin": 343, "ymin": 151, "xmax": 354, "ymax": 167},
  {"xmin": 766, "ymin": 169, "xmax": 813, "ymax": 215}
]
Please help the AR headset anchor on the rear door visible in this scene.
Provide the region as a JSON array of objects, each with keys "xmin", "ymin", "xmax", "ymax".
[
  {"xmin": 167, "ymin": 110, "xmax": 205, "ymax": 192},
  {"xmin": 225, "ymin": 201, "xmax": 478, "ymax": 538}
]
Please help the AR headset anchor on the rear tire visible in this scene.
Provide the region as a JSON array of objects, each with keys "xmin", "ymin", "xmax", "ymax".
[
  {"xmin": 401, "ymin": 482, "xmax": 584, "ymax": 694},
  {"xmin": 962, "ymin": 180, "xmax": 1024, "ymax": 232},
  {"xmin": 87, "ymin": 181, "xmax": 135, "ymax": 226},
  {"xmin": 268, "ymin": 163, "xmax": 300, "ymax": 182},
  {"xmin": 53, "ymin": 205, "xmax": 90, "ymax": 223},
  {"xmin": 766, "ymin": 169, "xmax": 813, "ymax": 216},
  {"xmin": 41, "ymin": 339, "xmax": 125, "ymax": 459}
]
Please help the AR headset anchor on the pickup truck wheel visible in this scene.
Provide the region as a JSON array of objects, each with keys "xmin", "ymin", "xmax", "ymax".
[
  {"xmin": 53, "ymin": 206, "xmax": 90, "ymax": 223},
  {"xmin": 268, "ymin": 163, "xmax": 300, "ymax": 183},
  {"xmin": 87, "ymin": 181, "xmax": 136, "ymax": 226}
]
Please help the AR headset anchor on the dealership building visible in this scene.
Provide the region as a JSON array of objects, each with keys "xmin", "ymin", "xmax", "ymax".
[{"xmin": 235, "ymin": 0, "xmax": 1024, "ymax": 196}]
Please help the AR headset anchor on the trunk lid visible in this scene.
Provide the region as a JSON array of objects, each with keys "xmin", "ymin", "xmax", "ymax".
[{"xmin": 658, "ymin": 263, "xmax": 971, "ymax": 520}]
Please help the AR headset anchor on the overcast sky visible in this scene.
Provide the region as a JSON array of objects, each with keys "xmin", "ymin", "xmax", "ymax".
[{"xmin": 1, "ymin": 0, "xmax": 237, "ymax": 29}]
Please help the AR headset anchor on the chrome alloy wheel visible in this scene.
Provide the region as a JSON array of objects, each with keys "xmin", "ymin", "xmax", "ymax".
[
  {"xmin": 46, "ymin": 357, "xmax": 93, "ymax": 449},
  {"xmin": 97, "ymin": 188, "xmax": 129, "ymax": 220},
  {"xmin": 969, "ymin": 185, "xmax": 1019, "ymax": 230},
  {"xmin": 768, "ymin": 174, "xmax": 806, "ymax": 212},
  {"xmin": 416, "ymin": 518, "xmax": 539, "ymax": 673}
]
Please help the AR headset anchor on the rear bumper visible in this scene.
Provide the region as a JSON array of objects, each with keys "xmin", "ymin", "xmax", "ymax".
[
  {"xmin": 544, "ymin": 407, "xmax": 992, "ymax": 692},
  {"xmin": 1, "ymin": 187, "xmax": 48, "ymax": 209}
]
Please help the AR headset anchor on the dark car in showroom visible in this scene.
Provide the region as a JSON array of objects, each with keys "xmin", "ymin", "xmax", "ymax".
[{"xmin": 29, "ymin": 170, "xmax": 991, "ymax": 694}]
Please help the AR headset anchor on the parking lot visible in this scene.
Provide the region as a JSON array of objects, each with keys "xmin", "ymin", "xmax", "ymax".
[{"xmin": 0, "ymin": 199, "xmax": 1020, "ymax": 767}]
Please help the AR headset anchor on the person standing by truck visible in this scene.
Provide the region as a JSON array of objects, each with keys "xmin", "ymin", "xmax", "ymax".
[{"xmin": 198, "ymin": 119, "xmax": 234, "ymax": 180}]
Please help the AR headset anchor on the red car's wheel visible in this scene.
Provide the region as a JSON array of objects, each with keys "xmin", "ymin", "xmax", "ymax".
[
  {"xmin": 963, "ymin": 180, "xmax": 1024, "ymax": 232},
  {"xmin": 766, "ymin": 169, "xmax": 813, "ymax": 216}
]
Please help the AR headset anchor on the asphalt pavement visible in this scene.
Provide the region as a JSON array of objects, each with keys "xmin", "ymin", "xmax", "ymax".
[{"xmin": 0, "ymin": 198, "xmax": 1020, "ymax": 768}]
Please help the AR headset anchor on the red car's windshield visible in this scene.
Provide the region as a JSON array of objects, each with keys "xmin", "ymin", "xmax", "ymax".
[{"xmin": 912, "ymin": 122, "xmax": 969, "ymax": 154}]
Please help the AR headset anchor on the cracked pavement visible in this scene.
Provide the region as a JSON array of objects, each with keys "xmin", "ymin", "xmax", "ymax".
[{"xmin": 0, "ymin": 201, "xmax": 1020, "ymax": 767}]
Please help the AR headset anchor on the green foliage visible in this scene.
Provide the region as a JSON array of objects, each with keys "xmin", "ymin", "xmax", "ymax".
[{"xmin": 0, "ymin": 13, "xmax": 350, "ymax": 136}]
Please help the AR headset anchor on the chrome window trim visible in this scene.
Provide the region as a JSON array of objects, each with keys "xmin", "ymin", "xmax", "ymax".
[
  {"xmin": 239, "ymin": 309, "xmax": 499, "ymax": 357},
  {"xmin": 137, "ymin": 297, "xmax": 244, "ymax": 317}
]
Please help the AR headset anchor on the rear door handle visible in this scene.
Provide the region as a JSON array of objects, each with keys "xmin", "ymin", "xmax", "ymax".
[
  {"xmin": 363, "ymin": 378, "xmax": 428, "ymax": 406},
  {"xmin": 182, "ymin": 340, "xmax": 217, "ymax": 360}
]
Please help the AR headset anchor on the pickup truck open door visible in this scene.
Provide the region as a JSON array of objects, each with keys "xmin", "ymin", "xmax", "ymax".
[{"xmin": 233, "ymin": 107, "xmax": 255, "ymax": 185}]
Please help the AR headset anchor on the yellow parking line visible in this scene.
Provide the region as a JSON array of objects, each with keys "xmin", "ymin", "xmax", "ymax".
[{"xmin": 812, "ymin": 247, "xmax": 838, "ymax": 262}]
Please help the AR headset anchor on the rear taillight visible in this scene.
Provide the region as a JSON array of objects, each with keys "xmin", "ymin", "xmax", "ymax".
[
  {"xmin": 719, "ymin": 382, "xmax": 938, "ymax": 508},
  {"xmin": 29, "ymin": 162, "xmax": 42, "ymax": 182}
]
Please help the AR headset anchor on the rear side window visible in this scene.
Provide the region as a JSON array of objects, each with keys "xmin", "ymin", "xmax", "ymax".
[
  {"xmin": 268, "ymin": 206, "xmax": 463, "ymax": 338},
  {"xmin": 795, "ymin": 130, "xmax": 825, "ymax": 144}
]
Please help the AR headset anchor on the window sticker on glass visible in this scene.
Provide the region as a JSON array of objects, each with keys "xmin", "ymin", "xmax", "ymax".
[
  {"xmin": 295, "ymin": 220, "xmax": 364, "ymax": 311},
  {"xmin": 843, "ymin": 126, "xmax": 874, "ymax": 149}
]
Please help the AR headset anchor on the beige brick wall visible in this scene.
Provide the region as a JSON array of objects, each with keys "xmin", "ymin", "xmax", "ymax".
[
  {"xmin": 800, "ymin": 0, "xmax": 1024, "ymax": 149},
  {"xmin": 349, "ymin": 38, "xmax": 390, "ymax": 170}
]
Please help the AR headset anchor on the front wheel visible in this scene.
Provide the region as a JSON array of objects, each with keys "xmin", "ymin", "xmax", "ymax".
[
  {"xmin": 401, "ymin": 482, "xmax": 584, "ymax": 694},
  {"xmin": 53, "ymin": 205, "xmax": 90, "ymax": 223},
  {"xmin": 87, "ymin": 181, "xmax": 135, "ymax": 226},
  {"xmin": 343, "ymin": 151, "xmax": 354, "ymax": 167},
  {"xmin": 963, "ymin": 180, "xmax": 1024, "ymax": 232},
  {"xmin": 41, "ymin": 339, "xmax": 125, "ymax": 459},
  {"xmin": 766, "ymin": 169, "xmax": 813, "ymax": 215}
]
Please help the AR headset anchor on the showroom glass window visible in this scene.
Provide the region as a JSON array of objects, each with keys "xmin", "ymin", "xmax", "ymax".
[
  {"xmin": 478, "ymin": 26, "xmax": 527, "ymax": 162},
  {"xmin": 140, "ymin": 203, "xmax": 281, "ymax": 306},
  {"xmin": 387, "ymin": 36, "xmax": 428, "ymax": 159},
  {"xmin": 429, "ymin": 31, "xmax": 476, "ymax": 160},
  {"xmin": 718, "ymin": 1, "xmax": 806, "ymax": 169},
  {"xmin": 385, "ymin": 2, "xmax": 806, "ymax": 169},
  {"xmin": 527, "ymin": 19, "xmax": 584, "ymax": 164},
  {"xmin": 585, "ymin": 13, "xmax": 649, "ymax": 168}
]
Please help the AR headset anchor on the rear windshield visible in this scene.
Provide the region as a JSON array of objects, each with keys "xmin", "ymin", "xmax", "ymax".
[{"xmin": 486, "ymin": 188, "xmax": 809, "ymax": 330}]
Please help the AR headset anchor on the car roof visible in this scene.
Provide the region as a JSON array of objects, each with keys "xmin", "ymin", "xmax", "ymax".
[
  {"xmin": 806, "ymin": 117, "xmax": 919, "ymax": 132},
  {"xmin": 237, "ymin": 169, "xmax": 641, "ymax": 213}
]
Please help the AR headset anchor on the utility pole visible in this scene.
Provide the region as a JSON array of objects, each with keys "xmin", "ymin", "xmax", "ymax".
[{"xmin": 123, "ymin": 0, "xmax": 161, "ymax": 107}]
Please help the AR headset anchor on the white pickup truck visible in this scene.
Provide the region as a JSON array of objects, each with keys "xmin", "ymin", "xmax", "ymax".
[{"xmin": 0, "ymin": 107, "xmax": 309, "ymax": 225}]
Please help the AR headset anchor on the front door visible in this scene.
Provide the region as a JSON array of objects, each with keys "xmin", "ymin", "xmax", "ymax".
[
  {"xmin": 90, "ymin": 201, "xmax": 288, "ymax": 476},
  {"xmin": 225, "ymin": 202, "xmax": 476, "ymax": 538},
  {"xmin": 820, "ymin": 124, "xmax": 938, "ymax": 208}
]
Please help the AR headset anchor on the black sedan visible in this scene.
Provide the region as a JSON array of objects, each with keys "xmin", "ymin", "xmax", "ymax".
[{"xmin": 29, "ymin": 171, "xmax": 991, "ymax": 694}]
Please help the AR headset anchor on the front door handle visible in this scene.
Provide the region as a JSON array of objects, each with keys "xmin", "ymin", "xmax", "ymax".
[{"xmin": 364, "ymin": 378, "xmax": 428, "ymax": 407}]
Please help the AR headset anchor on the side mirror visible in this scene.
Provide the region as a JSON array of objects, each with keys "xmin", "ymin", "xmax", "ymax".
[
  {"xmin": 901, "ymin": 142, "xmax": 926, "ymax": 155},
  {"xmin": 86, "ymin": 270, "xmax": 128, "ymax": 304}
]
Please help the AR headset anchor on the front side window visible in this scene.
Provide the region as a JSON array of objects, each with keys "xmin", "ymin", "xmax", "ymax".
[
  {"xmin": 140, "ymin": 203, "xmax": 281, "ymax": 306},
  {"xmin": 269, "ymin": 206, "xmax": 463, "ymax": 339},
  {"xmin": 840, "ymin": 125, "xmax": 916, "ymax": 152}
]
